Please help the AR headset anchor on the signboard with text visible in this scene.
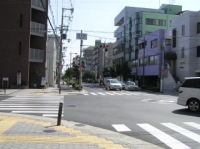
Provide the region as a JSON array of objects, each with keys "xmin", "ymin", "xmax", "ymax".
[{"xmin": 76, "ymin": 33, "xmax": 87, "ymax": 40}]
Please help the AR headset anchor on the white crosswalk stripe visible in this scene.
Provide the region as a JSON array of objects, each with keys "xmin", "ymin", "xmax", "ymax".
[
  {"xmin": 138, "ymin": 123, "xmax": 190, "ymax": 149},
  {"xmin": 184, "ymin": 122, "xmax": 200, "ymax": 130},
  {"xmin": 0, "ymin": 96, "xmax": 63, "ymax": 117},
  {"xmin": 162, "ymin": 123, "xmax": 200, "ymax": 143},
  {"xmin": 84, "ymin": 92, "xmax": 137, "ymax": 96},
  {"xmin": 111, "ymin": 122, "xmax": 200, "ymax": 149},
  {"xmin": 112, "ymin": 124, "xmax": 131, "ymax": 132}
]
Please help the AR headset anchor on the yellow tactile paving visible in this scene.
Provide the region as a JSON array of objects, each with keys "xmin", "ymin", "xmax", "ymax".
[{"xmin": 0, "ymin": 116, "xmax": 129, "ymax": 149}]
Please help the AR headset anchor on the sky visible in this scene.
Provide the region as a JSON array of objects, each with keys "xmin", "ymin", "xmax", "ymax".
[{"xmin": 48, "ymin": 0, "xmax": 200, "ymax": 71}]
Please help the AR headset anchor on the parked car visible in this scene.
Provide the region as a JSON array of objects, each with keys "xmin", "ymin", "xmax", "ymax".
[
  {"xmin": 105, "ymin": 79, "xmax": 122, "ymax": 91},
  {"xmin": 119, "ymin": 81, "xmax": 125, "ymax": 90},
  {"xmin": 124, "ymin": 81, "xmax": 139, "ymax": 91},
  {"xmin": 177, "ymin": 77, "xmax": 200, "ymax": 112}
]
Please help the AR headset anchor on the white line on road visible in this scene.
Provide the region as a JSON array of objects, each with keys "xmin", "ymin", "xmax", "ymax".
[
  {"xmin": 162, "ymin": 123, "xmax": 200, "ymax": 143},
  {"xmin": 97, "ymin": 92, "xmax": 106, "ymax": 95},
  {"xmin": 105, "ymin": 93, "xmax": 114, "ymax": 95},
  {"xmin": 43, "ymin": 114, "xmax": 63, "ymax": 117},
  {"xmin": 11, "ymin": 111, "xmax": 63, "ymax": 114},
  {"xmin": 138, "ymin": 123, "xmax": 190, "ymax": 149},
  {"xmin": 112, "ymin": 124, "xmax": 131, "ymax": 132},
  {"xmin": 0, "ymin": 108, "xmax": 58, "ymax": 110},
  {"xmin": 184, "ymin": 122, "xmax": 200, "ymax": 130},
  {"xmin": 90, "ymin": 92, "xmax": 97, "ymax": 95},
  {"xmin": 0, "ymin": 104, "xmax": 59, "ymax": 106},
  {"xmin": 112, "ymin": 92, "xmax": 123, "ymax": 95}
]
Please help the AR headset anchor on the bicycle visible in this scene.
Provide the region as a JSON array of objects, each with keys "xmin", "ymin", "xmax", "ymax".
[{"xmin": 171, "ymin": 86, "xmax": 179, "ymax": 95}]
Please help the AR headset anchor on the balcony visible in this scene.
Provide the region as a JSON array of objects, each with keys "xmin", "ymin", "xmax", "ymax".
[
  {"xmin": 31, "ymin": 21, "xmax": 45, "ymax": 37},
  {"xmin": 31, "ymin": 0, "xmax": 46, "ymax": 11},
  {"xmin": 30, "ymin": 48, "xmax": 44, "ymax": 63}
]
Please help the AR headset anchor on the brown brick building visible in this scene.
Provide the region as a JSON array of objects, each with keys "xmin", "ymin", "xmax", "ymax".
[{"xmin": 0, "ymin": 0, "xmax": 48, "ymax": 88}]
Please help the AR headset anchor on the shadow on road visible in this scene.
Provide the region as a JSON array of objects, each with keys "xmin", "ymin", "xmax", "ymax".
[{"xmin": 172, "ymin": 108, "xmax": 200, "ymax": 117}]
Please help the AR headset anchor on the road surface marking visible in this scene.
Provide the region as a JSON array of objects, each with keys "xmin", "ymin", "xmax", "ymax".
[
  {"xmin": 112, "ymin": 124, "xmax": 131, "ymax": 132},
  {"xmin": 105, "ymin": 93, "xmax": 114, "ymax": 95},
  {"xmin": 162, "ymin": 123, "xmax": 200, "ymax": 143},
  {"xmin": 11, "ymin": 111, "xmax": 62, "ymax": 114},
  {"xmin": 43, "ymin": 114, "xmax": 63, "ymax": 117},
  {"xmin": 112, "ymin": 92, "xmax": 123, "ymax": 95},
  {"xmin": 138, "ymin": 123, "xmax": 190, "ymax": 149},
  {"xmin": 97, "ymin": 92, "xmax": 106, "ymax": 95},
  {"xmin": 90, "ymin": 92, "xmax": 97, "ymax": 95},
  {"xmin": 184, "ymin": 122, "xmax": 200, "ymax": 130}
]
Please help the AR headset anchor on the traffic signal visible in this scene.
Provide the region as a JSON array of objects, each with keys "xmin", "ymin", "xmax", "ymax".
[
  {"xmin": 99, "ymin": 44, "xmax": 109, "ymax": 52},
  {"xmin": 104, "ymin": 45, "xmax": 109, "ymax": 52}
]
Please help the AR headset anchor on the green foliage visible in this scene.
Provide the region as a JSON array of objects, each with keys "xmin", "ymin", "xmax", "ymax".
[
  {"xmin": 121, "ymin": 62, "xmax": 132, "ymax": 82},
  {"xmin": 65, "ymin": 78, "xmax": 73, "ymax": 85},
  {"xmin": 72, "ymin": 82, "xmax": 82, "ymax": 90},
  {"xmin": 109, "ymin": 67, "xmax": 117, "ymax": 78},
  {"xmin": 82, "ymin": 70, "xmax": 95, "ymax": 81},
  {"xmin": 102, "ymin": 68, "xmax": 110, "ymax": 77}
]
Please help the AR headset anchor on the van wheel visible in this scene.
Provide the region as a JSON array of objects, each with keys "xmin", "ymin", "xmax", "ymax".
[{"xmin": 188, "ymin": 99, "xmax": 200, "ymax": 112}]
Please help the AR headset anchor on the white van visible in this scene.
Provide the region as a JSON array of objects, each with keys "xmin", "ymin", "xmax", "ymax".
[{"xmin": 177, "ymin": 77, "xmax": 200, "ymax": 112}]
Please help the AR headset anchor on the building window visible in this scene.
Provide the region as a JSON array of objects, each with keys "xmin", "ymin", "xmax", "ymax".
[
  {"xmin": 146, "ymin": 18, "xmax": 156, "ymax": 25},
  {"xmin": 165, "ymin": 39, "xmax": 171, "ymax": 45},
  {"xmin": 182, "ymin": 25, "xmax": 185, "ymax": 36},
  {"xmin": 151, "ymin": 39, "xmax": 158, "ymax": 48},
  {"xmin": 139, "ymin": 58, "xmax": 144, "ymax": 66},
  {"xmin": 197, "ymin": 22, "xmax": 200, "ymax": 34},
  {"xmin": 173, "ymin": 28, "xmax": 176, "ymax": 48},
  {"xmin": 144, "ymin": 57, "xmax": 150, "ymax": 65},
  {"xmin": 181, "ymin": 47, "xmax": 185, "ymax": 58},
  {"xmin": 158, "ymin": 19, "xmax": 166, "ymax": 26},
  {"xmin": 150, "ymin": 55, "xmax": 157, "ymax": 65},
  {"xmin": 197, "ymin": 46, "xmax": 200, "ymax": 57}
]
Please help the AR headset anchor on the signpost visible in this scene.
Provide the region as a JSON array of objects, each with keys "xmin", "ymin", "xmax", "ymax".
[{"xmin": 76, "ymin": 31, "xmax": 87, "ymax": 91}]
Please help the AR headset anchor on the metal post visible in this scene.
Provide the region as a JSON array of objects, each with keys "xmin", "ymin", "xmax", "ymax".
[
  {"xmin": 160, "ymin": 41, "xmax": 165, "ymax": 93},
  {"xmin": 142, "ymin": 36, "xmax": 145, "ymax": 86},
  {"xmin": 57, "ymin": 102, "xmax": 63, "ymax": 126},
  {"xmin": 79, "ymin": 30, "xmax": 83, "ymax": 91}
]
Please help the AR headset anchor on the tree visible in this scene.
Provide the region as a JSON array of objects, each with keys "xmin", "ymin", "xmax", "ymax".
[
  {"xmin": 121, "ymin": 62, "xmax": 131, "ymax": 82},
  {"xmin": 109, "ymin": 67, "xmax": 117, "ymax": 78},
  {"xmin": 82, "ymin": 70, "xmax": 96, "ymax": 81},
  {"xmin": 102, "ymin": 67, "xmax": 110, "ymax": 78},
  {"xmin": 116, "ymin": 64, "xmax": 122, "ymax": 80}
]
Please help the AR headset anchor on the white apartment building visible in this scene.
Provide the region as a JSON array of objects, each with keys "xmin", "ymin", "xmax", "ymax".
[
  {"xmin": 46, "ymin": 35, "xmax": 60, "ymax": 87},
  {"xmin": 172, "ymin": 11, "xmax": 200, "ymax": 82}
]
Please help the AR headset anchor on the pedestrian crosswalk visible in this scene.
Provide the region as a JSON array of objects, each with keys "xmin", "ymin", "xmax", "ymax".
[
  {"xmin": 83, "ymin": 91, "xmax": 143, "ymax": 96},
  {"xmin": 0, "ymin": 96, "xmax": 63, "ymax": 117},
  {"xmin": 112, "ymin": 122, "xmax": 200, "ymax": 149}
]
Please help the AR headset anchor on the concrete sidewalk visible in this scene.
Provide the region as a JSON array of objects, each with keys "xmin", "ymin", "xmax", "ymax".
[
  {"xmin": 0, "ymin": 112, "xmax": 163, "ymax": 149},
  {"xmin": 0, "ymin": 84, "xmax": 164, "ymax": 149}
]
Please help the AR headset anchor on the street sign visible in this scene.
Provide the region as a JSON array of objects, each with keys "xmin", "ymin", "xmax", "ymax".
[{"xmin": 76, "ymin": 33, "xmax": 87, "ymax": 40}]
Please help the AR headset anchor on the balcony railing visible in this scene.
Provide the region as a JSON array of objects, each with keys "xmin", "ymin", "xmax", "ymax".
[
  {"xmin": 31, "ymin": 21, "xmax": 45, "ymax": 37},
  {"xmin": 30, "ymin": 48, "xmax": 44, "ymax": 63},
  {"xmin": 31, "ymin": 0, "xmax": 46, "ymax": 11}
]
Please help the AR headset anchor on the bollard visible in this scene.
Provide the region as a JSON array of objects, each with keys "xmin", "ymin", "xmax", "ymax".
[{"xmin": 57, "ymin": 102, "xmax": 63, "ymax": 126}]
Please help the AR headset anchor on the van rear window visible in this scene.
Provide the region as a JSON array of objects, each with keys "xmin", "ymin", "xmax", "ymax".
[{"xmin": 181, "ymin": 79, "xmax": 200, "ymax": 88}]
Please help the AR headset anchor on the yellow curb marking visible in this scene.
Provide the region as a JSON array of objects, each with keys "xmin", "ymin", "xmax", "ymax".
[{"xmin": 0, "ymin": 116, "xmax": 129, "ymax": 149}]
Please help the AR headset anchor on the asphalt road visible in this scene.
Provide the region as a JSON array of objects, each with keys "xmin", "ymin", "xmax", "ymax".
[{"xmin": 63, "ymin": 84, "xmax": 200, "ymax": 149}]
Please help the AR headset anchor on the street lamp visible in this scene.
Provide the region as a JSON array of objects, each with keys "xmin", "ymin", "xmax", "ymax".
[{"xmin": 70, "ymin": 52, "xmax": 77, "ymax": 68}]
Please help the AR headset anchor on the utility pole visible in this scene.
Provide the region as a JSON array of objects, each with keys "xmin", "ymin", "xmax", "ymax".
[
  {"xmin": 79, "ymin": 30, "xmax": 83, "ymax": 91},
  {"xmin": 160, "ymin": 40, "xmax": 165, "ymax": 93},
  {"xmin": 58, "ymin": 8, "xmax": 64, "ymax": 93},
  {"xmin": 142, "ymin": 36, "xmax": 145, "ymax": 86},
  {"xmin": 58, "ymin": 7, "xmax": 74, "ymax": 94}
]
